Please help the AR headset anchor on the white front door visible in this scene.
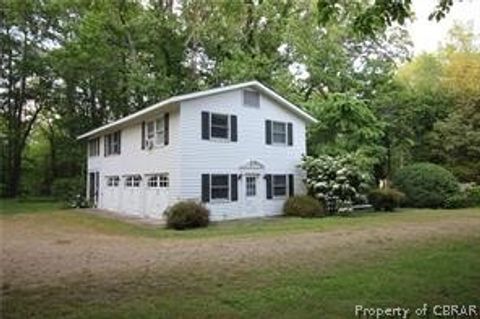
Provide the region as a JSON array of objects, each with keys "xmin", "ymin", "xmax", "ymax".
[{"xmin": 243, "ymin": 175, "xmax": 261, "ymax": 217}]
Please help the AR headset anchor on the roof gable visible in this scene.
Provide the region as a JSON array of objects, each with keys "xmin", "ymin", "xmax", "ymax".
[{"xmin": 77, "ymin": 81, "xmax": 317, "ymax": 140}]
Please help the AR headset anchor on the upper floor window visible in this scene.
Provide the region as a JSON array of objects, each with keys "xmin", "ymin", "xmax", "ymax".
[
  {"xmin": 106, "ymin": 176, "xmax": 120, "ymax": 187},
  {"xmin": 125, "ymin": 175, "xmax": 141, "ymax": 187},
  {"xmin": 243, "ymin": 90, "xmax": 260, "ymax": 107},
  {"xmin": 146, "ymin": 116, "xmax": 165, "ymax": 148},
  {"xmin": 211, "ymin": 113, "xmax": 229, "ymax": 139},
  {"xmin": 265, "ymin": 120, "xmax": 293, "ymax": 146},
  {"xmin": 147, "ymin": 174, "xmax": 169, "ymax": 188},
  {"xmin": 88, "ymin": 137, "xmax": 100, "ymax": 157},
  {"xmin": 202, "ymin": 111, "xmax": 237, "ymax": 142},
  {"xmin": 105, "ymin": 131, "xmax": 121, "ymax": 156},
  {"xmin": 272, "ymin": 121, "xmax": 287, "ymax": 144}
]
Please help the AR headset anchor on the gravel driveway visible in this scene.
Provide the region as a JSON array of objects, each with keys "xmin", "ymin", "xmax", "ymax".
[{"xmin": 2, "ymin": 212, "xmax": 480, "ymax": 291}]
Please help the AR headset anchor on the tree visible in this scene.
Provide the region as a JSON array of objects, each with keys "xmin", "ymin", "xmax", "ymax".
[
  {"xmin": 0, "ymin": 0, "xmax": 60, "ymax": 197},
  {"xmin": 316, "ymin": 0, "xmax": 454, "ymax": 37}
]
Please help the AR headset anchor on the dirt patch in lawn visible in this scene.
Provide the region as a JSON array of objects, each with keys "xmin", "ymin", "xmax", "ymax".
[{"xmin": 2, "ymin": 214, "xmax": 480, "ymax": 291}]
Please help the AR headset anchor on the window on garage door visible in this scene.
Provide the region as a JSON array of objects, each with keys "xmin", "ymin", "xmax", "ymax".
[
  {"xmin": 107, "ymin": 176, "xmax": 120, "ymax": 187},
  {"xmin": 125, "ymin": 175, "xmax": 142, "ymax": 187},
  {"xmin": 147, "ymin": 174, "xmax": 169, "ymax": 188}
]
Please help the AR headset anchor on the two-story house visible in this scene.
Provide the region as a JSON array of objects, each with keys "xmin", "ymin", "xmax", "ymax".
[{"xmin": 78, "ymin": 81, "xmax": 317, "ymax": 221}]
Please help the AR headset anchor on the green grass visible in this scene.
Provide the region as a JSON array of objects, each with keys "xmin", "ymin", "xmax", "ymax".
[
  {"xmin": 2, "ymin": 201, "xmax": 480, "ymax": 318},
  {"xmin": 1, "ymin": 198, "xmax": 480, "ymax": 240},
  {"xmin": 4, "ymin": 236, "xmax": 480, "ymax": 319},
  {"xmin": 0, "ymin": 197, "xmax": 64, "ymax": 215}
]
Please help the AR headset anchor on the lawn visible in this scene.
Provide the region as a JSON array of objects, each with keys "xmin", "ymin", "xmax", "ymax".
[{"xmin": 1, "ymin": 200, "xmax": 480, "ymax": 319}]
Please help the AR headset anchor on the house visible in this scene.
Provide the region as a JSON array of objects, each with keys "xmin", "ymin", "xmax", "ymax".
[{"xmin": 78, "ymin": 81, "xmax": 317, "ymax": 221}]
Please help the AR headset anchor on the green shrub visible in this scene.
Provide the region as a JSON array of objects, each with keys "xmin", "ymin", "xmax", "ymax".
[
  {"xmin": 393, "ymin": 163, "xmax": 459, "ymax": 208},
  {"xmin": 444, "ymin": 193, "xmax": 471, "ymax": 209},
  {"xmin": 368, "ymin": 188, "xmax": 405, "ymax": 212},
  {"xmin": 51, "ymin": 177, "xmax": 88, "ymax": 207},
  {"xmin": 466, "ymin": 186, "xmax": 480, "ymax": 206},
  {"xmin": 165, "ymin": 201, "xmax": 210, "ymax": 230},
  {"xmin": 283, "ymin": 195, "xmax": 326, "ymax": 218}
]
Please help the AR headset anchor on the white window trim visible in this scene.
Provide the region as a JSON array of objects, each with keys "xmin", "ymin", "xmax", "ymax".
[
  {"xmin": 106, "ymin": 176, "xmax": 120, "ymax": 187},
  {"xmin": 210, "ymin": 174, "xmax": 230, "ymax": 202},
  {"xmin": 271, "ymin": 121, "xmax": 287, "ymax": 146},
  {"xmin": 105, "ymin": 131, "xmax": 121, "ymax": 156},
  {"xmin": 272, "ymin": 174, "xmax": 288, "ymax": 198},
  {"xmin": 210, "ymin": 113, "xmax": 230, "ymax": 141},
  {"xmin": 245, "ymin": 176, "xmax": 256, "ymax": 197},
  {"xmin": 125, "ymin": 175, "xmax": 142, "ymax": 188},
  {"xmin": 88, "ymin": 138, "xmax": 100, "ymax": 157},
  {"xmin": 146, "ymin": 173, "xmax": 169, "ymax": 188},
  {"xmin": 146, "ymin": 116, "xmax": 166, "ymax": 148}
]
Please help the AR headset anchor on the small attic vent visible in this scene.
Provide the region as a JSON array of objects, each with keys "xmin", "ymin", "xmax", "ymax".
[{"xmin": 243, "ymin": 90, "xmax": 260, "ymax": 107}]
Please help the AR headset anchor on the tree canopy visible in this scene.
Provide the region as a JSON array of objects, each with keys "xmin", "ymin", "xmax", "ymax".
[{"xmin": 1, "ymin": 0, "xmax": 477, "ymax": 198}]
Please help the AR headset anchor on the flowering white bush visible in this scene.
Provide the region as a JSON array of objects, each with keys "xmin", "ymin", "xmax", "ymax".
[{"xmin": 300, "ymin": 154, "xmax": 371, "ymax": 214}]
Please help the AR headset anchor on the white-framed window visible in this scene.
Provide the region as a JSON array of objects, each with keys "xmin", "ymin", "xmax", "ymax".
[
  {"xmin": 146, "ymin": 116, "xmax": 165, "ymax": 147},
  {"xmin": 106, "ymin": 176, "xmax": 120, "ymax": 187},
  {"xmin": 243, "ymin": 90, "xmax": 260, "ymax": 107},
  {"xmin": 88, "ymin": 137, "xmax": 100, "ymax": 157},
  {"xmin": 105, "ymin": 131, "xmax": 121, "ymax": 156},
  {"xmin": 246, "ymin": 176, "xmax": 256, "ymax": 197},
  {"xmin": 211, "ymin": 113, "xmax": 229, "ymax": 139},
  {"xmin": 147, "ymin": 174, "xmax": 169, "ymax": 188},
  {"xmin": 273, "ymin": 175, "xmax": 287, "ymax": 197},
  {"xmin": 272, "ymin": 121, "xmax": 287, "ymax": 145},
  {"xmin": 211, "ymin": 174, "xmax": 229, "ymax": 200},
  {"xmin": 125, "ymin": 175, "xmax": 141, "ymax": 187}
]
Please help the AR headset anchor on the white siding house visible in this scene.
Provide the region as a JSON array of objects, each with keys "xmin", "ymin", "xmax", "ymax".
[{"xmin": 78, "ymin": 81, "xmax": 317, "ymax": 221}]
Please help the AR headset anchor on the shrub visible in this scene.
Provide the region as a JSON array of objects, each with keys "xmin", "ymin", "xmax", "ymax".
[
  {"xmin": 283, "ymin": 195, "xmax": 326, "ymax": 218},
  {"xmin": 444, "ymin": 185, "xmax": 480, "ymax": 209},
  {"xmin": 368, "ymin": 188, "xmax": 405, "ymax": 212},
  {"xmin": 300, "ymin": 154, "xmax": 371, "ymax": 214},
  {"xmin": 444, "ymin": 193, "xmax": 471, "ymax": 209},
  {"xmin": 466, "ymin": 186, "xmax": 480, "ymax": 206},
  {"xmin": 393, "ymin": 163, "xmax": 460, "ymax": 208},
  {"xmin": 165, "ymin": 201, "xmax": 210, "ymax": 230},
  {"xmin": 51, "ymin": 177, "xmax": 88, "ymax": 207}
]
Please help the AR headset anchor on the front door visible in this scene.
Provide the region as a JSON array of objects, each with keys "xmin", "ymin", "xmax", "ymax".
[
  {"xmin": 89, "ymin": 172, "xmax": 99, "ymax": 207},
  {"xmin": 243, "ymin": 175, "xmax": 260, "ymax": 217}
]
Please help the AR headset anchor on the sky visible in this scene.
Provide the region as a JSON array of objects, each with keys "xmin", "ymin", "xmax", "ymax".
[{"xmin": 407, "ymin": 0, "xmax": 480, "ymax": 55}]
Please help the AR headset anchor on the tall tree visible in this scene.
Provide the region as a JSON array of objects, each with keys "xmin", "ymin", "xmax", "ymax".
[{"xmin": 0, "ymin": 0, "xmax": 60, "ymax": 197}]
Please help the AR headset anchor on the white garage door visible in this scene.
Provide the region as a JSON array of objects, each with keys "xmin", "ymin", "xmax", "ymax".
[
  {"xmin": 144, "ymin": 174, "xmax": 169, "ymax": 218},
  {"xmin": 103, "ymin": 176, "xmax": 121, "ymax": 211},
  {"xmin": 121, "ymin": 175, "xmax": 144, "ymax": 216}
]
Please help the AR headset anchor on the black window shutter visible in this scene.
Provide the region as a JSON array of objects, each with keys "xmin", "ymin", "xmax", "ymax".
[
  {"xmin": 104, "ymin": 135, "xmax": 107, "ymax": 156},
  {"xmin": 231, "ymin": 174, "xmax": 238, "ymax": 201},
  {"xmin": 265, "ymin": 174, "xmax": 272, "ymax": 199},
  {"xmin": 288, "ymin": 174, "xmax": 294, "ymax": 196},
  {"xmin": 164, "ymin": 113, "xmax": 169, "ymax": 145},
  {"xmin": 141, "ymin": 121, "xmax": 145, "ymax": 149},
  {"xmin": 201, "ymin": 174, "xmax": 210, "ymax": 203},
  {"xmin": 230, "ymin": 115, "xmax": 237, "ymax": 142},
  {"xmin": 118, "ymin": 131, "xmax": 121, "ymax": 154},
  {"xmin": 201, "ymin": 111, "xmax": 210, "ymax": 140},
  {"xmin": 265, "ymin": 120, "xmax": 272, "ymax": 145},
  {"xmin": 287, "ymin": 123, "xmax": 293, "ymax": 146}
]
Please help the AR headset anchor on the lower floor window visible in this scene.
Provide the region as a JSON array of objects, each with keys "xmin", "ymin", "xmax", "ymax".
[
  {"xmin": 147, "ymin": 174, "xmax": 169, "ymax": 188},
  {"xmin": 107, "ymin": 176, "xmax": 120, "ymax": 187},
  {"xmin": 125, "ymin": 175, "xmax": 141, "ymax": 187},
  {"xmin": 273, "ymin": 175, "xmax": 287, "ymax": 197},
  {"xmin": 211, "ymin": 174, "xmax": 229, "ymax": 200},
  {"xmin": 246, "ymin": 176, "xmax": 256, "ymax": 196}
]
